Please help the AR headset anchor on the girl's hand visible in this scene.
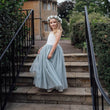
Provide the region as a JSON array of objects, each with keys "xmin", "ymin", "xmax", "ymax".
[
  {"xmin": 38, "ymin": 47, "xmax": 42, "ymax": 54},
  {"xmin": 48, "ymin": 53, "xmax": 52, "ymax": 59}
]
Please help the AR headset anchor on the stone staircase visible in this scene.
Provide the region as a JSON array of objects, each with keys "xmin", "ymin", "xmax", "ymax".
[
  {"xmin": 11, "ymin": 53, "xmax": 92, "ymax": 104},
  {"xmin": 8, "ymin": 40, "xmax": 93, "ymax": 110}
]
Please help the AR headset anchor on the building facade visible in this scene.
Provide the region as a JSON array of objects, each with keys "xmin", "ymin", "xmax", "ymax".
[{"xmin": 22, "ymin": 0, "xmax": 57, "ymax": 40}]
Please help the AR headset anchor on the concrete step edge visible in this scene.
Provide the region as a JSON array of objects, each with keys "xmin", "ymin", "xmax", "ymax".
[
  {"xmin": 23, "ymin": 62, "xmax": 89, "ymax": 66},
  {"xmin": 12, "ymin": 87, "xmax": 92, "ymax": 96},
  {"xmin": 19, "ymin": 72, "xmax": 90, "ymax": 78},
  {"xmin": 27, "ymin": 53, "xmax": 88, "ymax": 57}
]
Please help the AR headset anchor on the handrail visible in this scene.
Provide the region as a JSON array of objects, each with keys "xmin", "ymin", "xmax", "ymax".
[
  {"xmin": 0, "ymin": 9, "xmax": 34, "ymax": 110},
  {"xmin": 85, "ymin": 6, "xmax": 110, "ymax": 110}
]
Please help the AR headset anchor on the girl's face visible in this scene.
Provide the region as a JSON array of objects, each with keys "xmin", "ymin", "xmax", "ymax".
[{"xmin": 49, "ymin": 18, "xmax": 58, "ymax": 30}]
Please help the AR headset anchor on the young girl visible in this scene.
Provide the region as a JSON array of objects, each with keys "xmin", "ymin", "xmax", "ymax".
[{"xmin": 29, "ymin": 15, "xmax": 68, "ymax": 92}]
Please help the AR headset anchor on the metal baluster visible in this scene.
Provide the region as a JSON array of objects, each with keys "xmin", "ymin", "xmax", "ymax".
[
  {"xmin": 27, "ymin": 18, "xmax": 29, "ymax": 50},
  {"xmin": 26, "ymin": 21, "xmax": 28, "ymax": 53},
  {"xmin": 32, "ymin": 10, "xmax": 34, "ymax": 45},
  {"xmin": 102, "ymin": 95, "xmax": 104, "ymax": 110},
  {"xmin": 29, "ymin": 17, "xmax": 30, "ymax": 47},
  {"xmin": 8, "ymin": 47, "xmax": 11, "ymax": 91},
  {"xmin": 0, "ymin": 60, "xmax": 2, "ymax": 110},
  {"xmin": 26, "ymin": 10, "xmax": 28, "ymax": 52},
  {"xmin": 12, "ymin": 41, "xmax": 15, "ymax": 89},
  {"xmin": 24, "ymin": 22, "xmax": 26, "ymax": 56},
  {"xmin": 16, "ymin": 36, "xmax": 19, "ymax": 75},
  {"xmin": 4, "ymin": 56, "xmax": 7, "ymax": 102}
]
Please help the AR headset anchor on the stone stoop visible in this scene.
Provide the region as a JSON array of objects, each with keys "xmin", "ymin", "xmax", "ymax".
[{"xmin": 9, "ymin": 51, "xmax": 94, "ymax": 106}]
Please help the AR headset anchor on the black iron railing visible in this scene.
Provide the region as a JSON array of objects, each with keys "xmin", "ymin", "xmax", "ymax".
[
  {"xmin": 0, "ymin": 9, "xmax": 34, "ymax": 110},
  {"xmin": 85, "ymin": 6, "xmax": 110, "ymax": 110}
]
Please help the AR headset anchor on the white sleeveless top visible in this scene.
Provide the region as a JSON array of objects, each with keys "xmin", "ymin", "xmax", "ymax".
[{"xmin": 46, "ymin": 32, "xmax": 56, "ymax": 45}]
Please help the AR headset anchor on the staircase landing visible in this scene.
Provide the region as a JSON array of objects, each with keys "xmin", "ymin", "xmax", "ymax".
[{"xmin": 34, "ymin": 40, "xmax": 82, "ymax": 54}]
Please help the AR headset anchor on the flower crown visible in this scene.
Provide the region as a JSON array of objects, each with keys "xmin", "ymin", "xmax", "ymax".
[{"xmin": 47, "ymin": 15, "xmax": 62, "ymax": 24}]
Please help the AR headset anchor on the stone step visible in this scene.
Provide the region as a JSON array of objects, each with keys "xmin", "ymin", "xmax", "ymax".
[
  {"xmin": 24, "ymin": 53, "xmax": 88, "ymax": 62},
  {"xmin": 16, "ymin": 72, "xmax": 90, "ymax": 87},
  {"xmin": 6, "ymin": 103, "xmax": 93, "ymax": 110},
  {"xmin": 64, "ymin": 53, "xmax": 88, "ymax": 62},
  {"xmin": 10, "ymin": 87, "xmax": 92, "ymax": 105},
  {"xmin": 20, "ymin": 62, "xmax": 89, "ymax": 72},
  {"xmin": 6, "ymin": 103, "xmax": 110, "ymax": 110}
]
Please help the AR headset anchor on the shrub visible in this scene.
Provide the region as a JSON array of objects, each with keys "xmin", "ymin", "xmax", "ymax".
[
  {"xmin": 0, "ymin": 0, "xmax": 26, "ymax": 55},
  {"xmin": 70, "ymin": 12, "xmax": 110, "ymax": 93},
  {"xmin": 62, "ymin": 18, "xmax": 70, "ymax": 37}
]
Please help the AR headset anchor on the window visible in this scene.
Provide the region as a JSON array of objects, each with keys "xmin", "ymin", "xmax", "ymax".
[
  {"xmin": 44, "ymin": 23, "xmax": 48, "ymax": 31},
  {"xmin": 52, "ymin": 3, "xmax": 54, "ymax": 10},
  {"xmin": 55, "ymin": 4, "xmax": 57, "ymax": 11},
  {"xmin": 43, "ymin": 2, "xmax": 47, "ymax": 10},
  {"xmin": 48, "ymin": 2, "xmax": 51, "ymax": 10}
]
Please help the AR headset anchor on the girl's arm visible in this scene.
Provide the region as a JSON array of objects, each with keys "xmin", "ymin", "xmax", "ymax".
[
  {"xmin": 48, "ymin": 30, "xmax": 62, "ymax": 59},
  {"xmin": 38, "ymin": 44, "xmax": 46, "ymax": 54}
]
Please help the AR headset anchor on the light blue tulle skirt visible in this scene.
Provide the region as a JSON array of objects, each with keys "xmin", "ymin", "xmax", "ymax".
[{"xmin": 29, "ymin": 44, "xmax": 68, "ymax": 90}]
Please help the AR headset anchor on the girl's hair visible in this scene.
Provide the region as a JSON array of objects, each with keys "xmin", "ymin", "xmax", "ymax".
[{"xmin": 49, "ymin": 18, "xmax": 63, "ymax": 34}]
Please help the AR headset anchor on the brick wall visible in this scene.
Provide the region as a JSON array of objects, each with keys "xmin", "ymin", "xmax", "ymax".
[{"xmin": 22, "ymin": 0, "xmax": 57, "ymax": 40}]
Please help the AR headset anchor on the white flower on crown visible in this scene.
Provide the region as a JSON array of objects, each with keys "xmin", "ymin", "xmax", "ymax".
[{"xmin": 47, "ymin": 15, "xmax": 62, "ymax": 24}]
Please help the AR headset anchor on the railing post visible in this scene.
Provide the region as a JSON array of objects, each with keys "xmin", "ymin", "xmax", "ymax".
[{"xmin": 32, "ymin": 10, "xmax": 34, "ymax": 45}]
